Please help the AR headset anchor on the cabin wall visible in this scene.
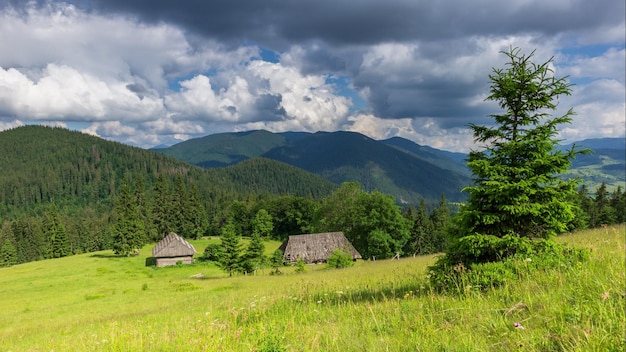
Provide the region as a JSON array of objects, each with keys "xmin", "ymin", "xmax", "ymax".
[{"xmin": 155, "ymin": 256, "xmax": 194, "ymax": 267}]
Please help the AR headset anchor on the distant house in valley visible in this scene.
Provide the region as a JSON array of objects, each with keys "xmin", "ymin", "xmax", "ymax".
[
  {"xmin": 279, "ymin": 232, "xmax": 362, "ymax": 264},
  {"xmin": 151, "ymin": 232, "xmax": 197, "ymax": 267}
]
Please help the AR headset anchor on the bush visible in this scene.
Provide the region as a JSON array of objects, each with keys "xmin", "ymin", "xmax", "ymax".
[
  {"xmin": 429, "ymin": 235, "xmax": 590, "ymax": 293},
  {"xmin": 294, "ymin": 258, "xmax": 306, "ymax": 273},
  {"xmin": 201, "ymin": 243, "xmax": 223, "ymax": 262},
  {"xmin": 270, "ymin": 249, "xmax": 284, "ymax": 275},
  {"xmin": 326, "ymin": 249, "xmax": 354, "ymax": 269}
]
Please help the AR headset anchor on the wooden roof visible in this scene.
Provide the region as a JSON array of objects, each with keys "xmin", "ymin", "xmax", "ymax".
[
  {"xmin": 152, "ymin": 232, "xmax": 196, "ymax": 258},
  {"xmin": 279, "ymin": 232, "xmax": 362, "ymax": 263}
]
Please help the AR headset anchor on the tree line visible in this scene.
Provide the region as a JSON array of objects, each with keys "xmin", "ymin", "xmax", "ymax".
[{"xmin": 0, "ymin": 170, "xmax": 623, "ymax": 267}]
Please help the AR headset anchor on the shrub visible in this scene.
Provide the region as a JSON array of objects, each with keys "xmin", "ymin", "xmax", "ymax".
[
  {"xmin": 429, "ymin": 235, "xmax": 590, "ymax": 293},
  {"xmin": 294, "ymin": 258, "xmax": 306, "ymax": 273},
  {"xmin": 326, "ymin": 248, "xmax": 354, "ymax": 269},
  {"xmin": 201, "ymin": 243, "xmax": 223, "ymax": 262},
  {"xmin": 270, "ymin": 249, "xmax": 284, "ymax": 275}
]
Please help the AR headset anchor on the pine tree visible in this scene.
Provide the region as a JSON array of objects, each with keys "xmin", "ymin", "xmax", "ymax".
[
  {"xmin": 429, "ymin": 194, "xmax": 450, "ymax": 251},
  {"xmin": 594, "ymin": 183, "xmax": 616, "ymax": 225},
  {"xmin": 183, "ymin": 183, "xmax": 208, "ymax": 239},
  {"xmin": 270, "ymin": 249, "xmax": 284, "ymax": 275},
  {"xmin": 456, "ymin": 47, "xmax": 587, "ymax": 241},
  {"xmin": 217, "ymin": 223, "xmax": 242, "ymax": 276},
  {"xmin": 0, "ymin": 221, "xmax": 17, "ymax": 267},
  {"xmin": 112, "ymin": 182, "xmax": 144, "ymax": 256},
  {"xmin": 45, "ymin": 204, "xmax": 70, "ymax": 258},
  {"xmin": 241, "ymin": 232, "xmax": 266, "ymax": 274},
  {"xmin": 171, "ymin": 176, "xmax": 187, "ymax": 235},
  {"xmin": 133, "ymin": 177, "xmax": 150, "ymax": 245},
  {"xmin": 405, "ymin": 199, "xmax": 435, "ymax": 255},
  {"xmin": 151, "ymin": 174, "xmax": 171, "ymax": 240}
]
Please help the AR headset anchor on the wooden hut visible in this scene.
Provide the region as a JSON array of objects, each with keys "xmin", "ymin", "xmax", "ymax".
[
  {"xmin": 151, "ymin": 232, "xmax": 197, "ymax": 267},
  {"xmin": 279, "ymin": 232, "xmax": 362, "ymax": 264}
]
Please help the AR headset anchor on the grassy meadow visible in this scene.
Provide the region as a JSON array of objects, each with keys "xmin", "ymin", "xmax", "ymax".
[{"xmin": 0, "ymin": 226, "xmax": 624, "ymax": 351}]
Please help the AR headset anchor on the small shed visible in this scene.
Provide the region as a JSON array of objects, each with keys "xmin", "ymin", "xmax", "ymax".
[
  {"xmin": 279, "ymin": 232, "xmax": 362, "ymax": 264},
  {"xmin": 151, "ymin": 232, "xmax": 197, "ymax": 267}
]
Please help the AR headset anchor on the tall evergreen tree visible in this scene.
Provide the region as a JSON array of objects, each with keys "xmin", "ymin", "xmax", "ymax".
[
  {"xmin": 429, "ymin": 194, "xmax": 450, "ymax": 251},
  {"xmin": 594, "ymin": 182, "xmax": 616, "ymax": 225},
  {"xmin": 455, "ymin": 47, "xmax": 586, "ymax": 241},
  {"xmin": 183, "ymin": 183, "xmax": 208, "ymax": 239},
  {"xmin": 0, "ymin": 221, "xmax": 17, "ymax": 267},
  {"xmin": 217, "ymin": 223, "xmax": 242, "ymax": 277},
  {"xmin": 13, "ymin": 217, "xmax": 45, "ymax": 263},
  {"xmin": 45, "ymin": 204, "xmax": 70, "ymax": 258},
  {"xmin": 171, "ymin": 175, "xmax": 187, "ymax": 235},
  {"xmin": 241, "ymin": 232, "xmax": 266, "ymax": 274},
  {"xmin": 151, "ymin": 174, "xmax": 171, "ymax": 240},
  {"xmin": 112, "ymin": 182, "xmax": 144, "ymax": 256},
  {"xmin": 609, "ymin": 186, "xmax": 625, "ymax": 224},
  {"xmin": 404, "ymin": 199, "xmax": 435, "ymax": 255},
  {"xmin": 133, "ymin": 177, "xmax": 151, "ymax": 244}
]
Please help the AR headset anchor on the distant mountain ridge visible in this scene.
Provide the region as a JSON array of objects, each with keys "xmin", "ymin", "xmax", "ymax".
[
  {"xmin": 155, "ymin": 131, "xmax": 625, "ymax": 200},
  {"xmin": 155, "ymin": 130, "xmax": 472, "ymax": 203},
  {"xmin": 561, "ymin": 137, "xmax": 625, "ymax": 191}
]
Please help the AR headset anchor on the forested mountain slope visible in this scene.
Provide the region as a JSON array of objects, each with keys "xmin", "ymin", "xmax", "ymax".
[
  {"xmin": 153, "ymin": 130, "xmax": 289, "ymax": 167},
  {"xmin": 0, "ymin": 126, "xmax": 335, "ymax": 219},
  {"xmin": 156, "ymin": 130, "xmax": 471, "ymax": 203},
  {"xmin": 263, "ymin": 131, "xmax": 469, "ymax": 203}
]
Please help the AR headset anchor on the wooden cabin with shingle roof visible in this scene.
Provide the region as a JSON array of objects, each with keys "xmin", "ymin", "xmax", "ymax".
[
  {"xmin": 279, "ymin": 232, "xmax": 362, "ymax": 264},
  {"xmin": 152, "ymin": 232, "xmax": 197, "ymax": 267}
]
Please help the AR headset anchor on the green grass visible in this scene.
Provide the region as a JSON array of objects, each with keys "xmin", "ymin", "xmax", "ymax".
[{"xmin": 1, "ymin": 226, "xmax": 624, "ymax": 351}]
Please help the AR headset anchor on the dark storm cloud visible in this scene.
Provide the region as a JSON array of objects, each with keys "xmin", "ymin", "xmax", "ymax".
[
  {"xmin": 253, "ymin": 93, "xmax": 287, "ymax": 122},
  {"xmin": 84, "ymin": 0, "xmax": 622, "ymax": 48},
  {"xmin": 81, "ymin": 0, "xmax": 624, "ymax": 128}
]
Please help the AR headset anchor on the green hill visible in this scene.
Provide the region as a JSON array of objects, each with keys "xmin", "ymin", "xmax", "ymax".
[
  {"xmin": 561, "ymin": 138, "xmax": 625, "ymax": 192},
  {"xmin": 154, "ymin": 130, "xmax": 289, "ymax": 167},
  {"xmin": 156, "ymin": 130, "xmax": 471, "ymax": 203},
  {"xmin": 0, "ymin": 226, "xmax": 622, "ymax": 351},
  {"xmin": 0, "ymin": 126, "xmax": 335, "ymax": 219},
  {"xmin": 264, "ymin": 131, "xmax": 469, "ymax": 203}
]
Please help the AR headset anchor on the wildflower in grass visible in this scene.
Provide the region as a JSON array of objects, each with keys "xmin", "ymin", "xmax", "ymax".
[{"xmin": 514, "ymin": 322, "xmax": 525, "ymax": 329}]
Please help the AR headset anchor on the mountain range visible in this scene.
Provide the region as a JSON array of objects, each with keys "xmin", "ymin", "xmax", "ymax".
[
  {"xmin": 1, "ymin": 126, "xmax": 622, "ymax": 222},
  {"xmin": 154, "ymin": 130, "xmax": 472, "ymax": 203},
  {"xmin": 155, "ymin": 130, "xmax": 625, "ymax": 200}
]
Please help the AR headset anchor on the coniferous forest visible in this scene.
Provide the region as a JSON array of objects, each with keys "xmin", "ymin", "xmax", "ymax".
[{"xmin": 0, "ymin": 125, "xmax": 623, "ymax": 266}]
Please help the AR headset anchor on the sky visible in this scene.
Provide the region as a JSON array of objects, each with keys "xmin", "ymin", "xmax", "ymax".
[{"xmin": 0, "ymin": 0, "xmax": 624, "ymax": 152}]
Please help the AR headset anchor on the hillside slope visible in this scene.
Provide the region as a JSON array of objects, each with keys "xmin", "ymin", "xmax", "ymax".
[
  {"xmin": 154, "ymin": 130, "xmax": 289, "ymax": 167},
  {"xmin": 0, "ymin": 126, "xmax": 335, "ymax": 219},
  {"xmin": 561, "ymin": 138, "xmax": 625, "ymax": 191},
  {"xmin": 263, "ymin": 131, "xmax": 469, "ymax": 202},
  {"xmin": 156, "ymin": 130, "xmax": 471, "ymax": 203}
]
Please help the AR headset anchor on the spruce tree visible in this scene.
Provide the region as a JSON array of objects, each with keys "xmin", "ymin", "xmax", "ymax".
[
  {"xmin": 183, "ymin": 183, "xmax": 208, "ymax": 239},
  {"xmin": 217, "ymin": 223, "xmax": 242, "ymax": 277},
  {"xmin": 456, "ymin": 47, "xmax": 587, "ymax": 241},
  {"xmin": 241, "ymin": 232, "xmax": 265, "ymax": 274},
  {"xmin": 46, "ymin": 204, "xmax": 70, "ymax": 258},
  {"xmin": 112, "ymin": 182, "xmax": 144, "ymax": 256},
  {"xmin": 405, "ymin": 199, "xmax": 435, "ymax": 255},
  {"xmin": 151, "ymin": 174, "xmax": 171, "ymax": 240},
  {"xmin": 0, "ymin": 221, "xmax": 17, "ymax": 267}
]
